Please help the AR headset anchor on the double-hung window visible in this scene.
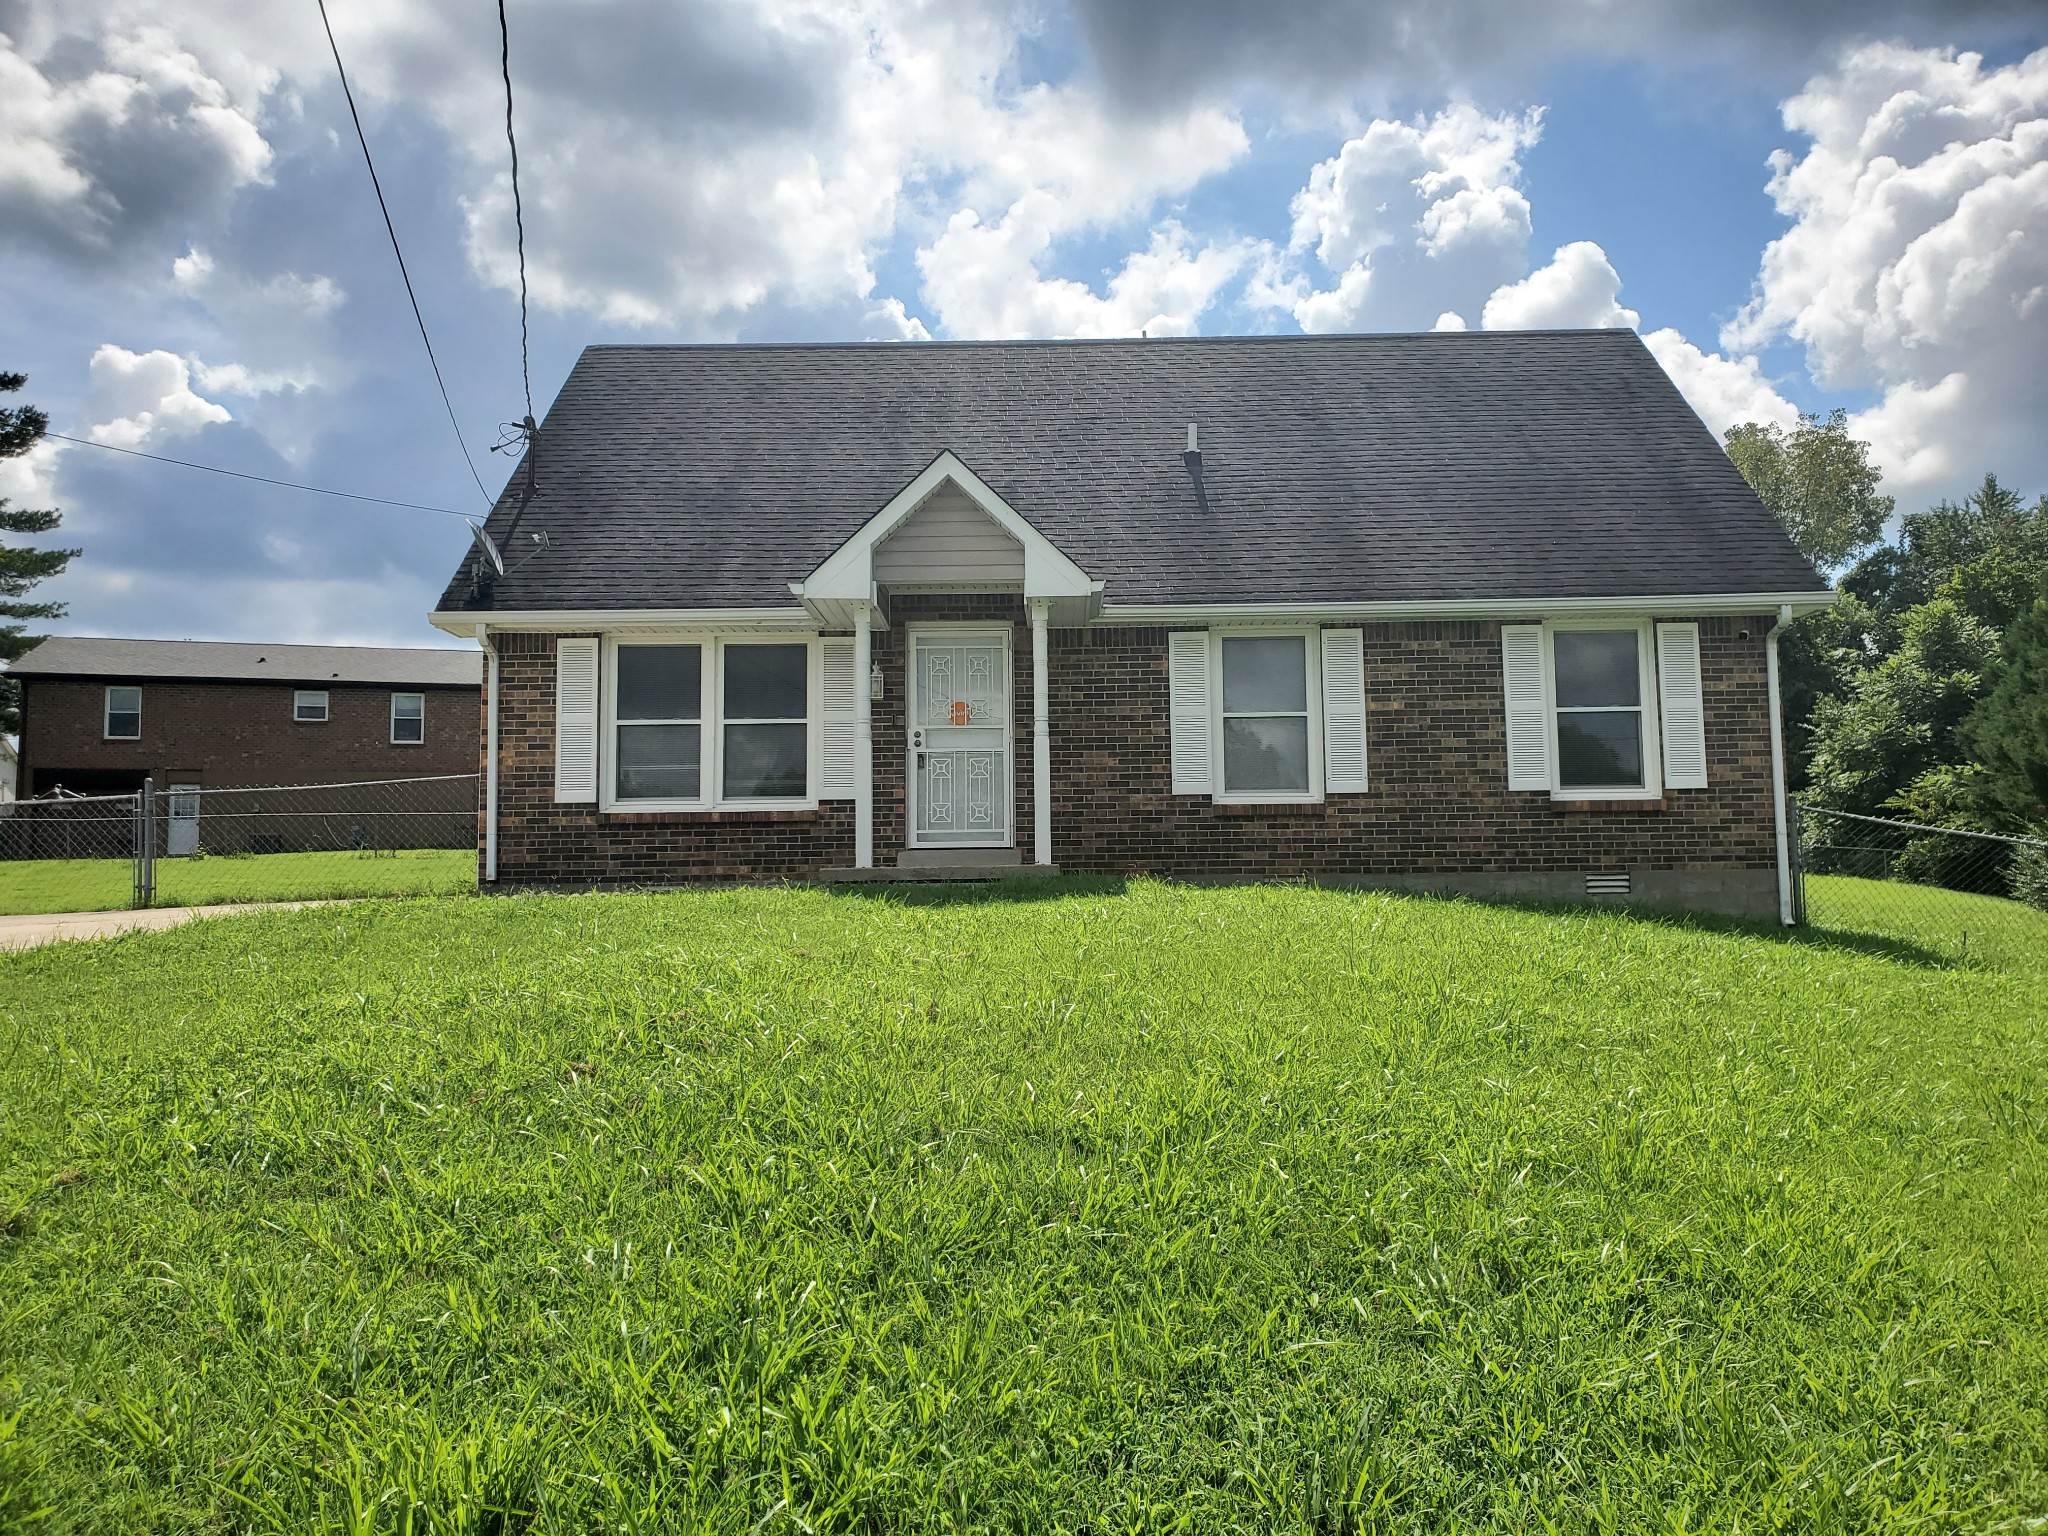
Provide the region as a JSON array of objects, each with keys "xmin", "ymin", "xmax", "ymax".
[
  {"xmin": 614, "ymin": 645, "xmax": 702, "ymax": 801},
  {"xmin": 104, "ymin": 685, "xmax": 141, "ymax": 740},
  {"xmin": 1550, "ymin": 625, "xmax": 1658, "ymax": 797},
  {"xmin": 1219, "ymin": 634, "xmax": 1314, "ymax": 797},
  {"xmin": 294, "ymin": 690, "xmax": 329, "ymax": 722},
  {"xmin": 720, "ymin": 644, "xmax": 808, "ymax": 802},
  {"xmin": 390, "ymin": 692, "xmax": 425, "ymax": 744}
]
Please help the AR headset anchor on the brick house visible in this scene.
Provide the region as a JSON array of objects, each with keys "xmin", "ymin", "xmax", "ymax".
[
  {"xmin": 8, "ymin": 637, "xmax": 480, "ymax": 799},
  {"xmin": 430, "ymin": 332, "xmax": 1832, "ymax": 920}
]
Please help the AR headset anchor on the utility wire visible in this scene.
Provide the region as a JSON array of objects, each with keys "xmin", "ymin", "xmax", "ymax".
[
  {"xmin": 314, "ymin": 0, "xmax": 493, "ymax": 505},
  {"xmin": 48, "ymin": 433, "xmax": 475, "ymax": 519},
  {"xmin": 496, "ymin": 0, "xmax": 534, "ymax": 423}
]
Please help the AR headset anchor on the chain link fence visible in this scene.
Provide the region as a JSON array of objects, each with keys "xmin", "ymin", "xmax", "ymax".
[
  {"xmin": 0, "ymin": 774, "xmax": 477, "ymax": 912},
  {"xmin": 1794, "ymin": 802, "xmax": 2048, "ymax": 967}
]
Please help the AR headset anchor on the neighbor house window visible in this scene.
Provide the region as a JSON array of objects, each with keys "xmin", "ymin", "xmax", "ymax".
[
  {"xmin": 390, "ymin": 692, "xmax": 425, "ymax": 744},
  {"xmin": 1219, "ymin": 634, "xmax": 1313, "ymax": 798},
  {"xmin": 721, "ymin": 644, "xmax": 809, "ymax": 801},
  {"xmin": 104, "ymin": 686, "xmax": 141, "ymax": 740},
  {"xmin": 1551, "ymin": 627, "xmax": 1651, "ymax": 793},
  {"xmin": 294, "ymin": 690, "xmax": 329, "ymax": 722},
  {"xmin": 614, "ymin": 644, "xmax": 701, "ymax": 801}
]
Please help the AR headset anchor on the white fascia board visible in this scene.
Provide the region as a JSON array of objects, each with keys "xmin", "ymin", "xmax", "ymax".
[
  {"xmin": 429, "ymin": 606, "xmax": 817, "ymax": 636},
  {"xmin": 801, "ymin": 450, "xmax": 1096, "ymax": 602},
  {"xmin": 1094, "ymin": 590, "xmax": 1838, "ymax": 626}
]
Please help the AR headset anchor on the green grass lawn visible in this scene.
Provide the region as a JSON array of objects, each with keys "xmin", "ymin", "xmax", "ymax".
[
  {"xmin": 1805, "ymin": 872, "xmax": 2048, "ymax": 970},
  {"xmin": 1, "ymin": 880, "xmax": 2043, "ymax": 1532},
  {"xmin": 0, "ymin": 850, "xmax": 475, "ymax": 916}
]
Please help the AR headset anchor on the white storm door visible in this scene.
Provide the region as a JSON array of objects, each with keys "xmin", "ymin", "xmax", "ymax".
[
  {"xmin": 167, "ymin": 783, "xmax": 200, "ymax": 856},
  {"xmin": 907, "ymin": 629, "xmax": 1011, "ymax": 847}
]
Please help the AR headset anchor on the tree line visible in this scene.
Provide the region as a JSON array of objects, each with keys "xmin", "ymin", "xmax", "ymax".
[{"xmin": 1727, "ymin": 413, "xmax": 2048, "ymax": 891}]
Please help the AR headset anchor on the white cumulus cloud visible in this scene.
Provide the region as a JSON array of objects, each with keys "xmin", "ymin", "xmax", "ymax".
[
  {"xmin": 1480, "ymin": 240, "xmax": 1639, "ymax": 329},
  {"xmin": 1279, "ymin": 104, "xmax": 1545, "ymax": 333},
  {"xmin": 0, "ymin": 24, "xmax": 272, "ymax": 261},
  {"xmin": 83, "ymin": 343, "xmax": 232, "ymax": 447},
  {"xmin": 918, "ymin": 198, "xmax": 1253, "ymax": 338},
  {"xmin": 1727, "ymin": 42, "xmax": 2048, "ymax": 498}
]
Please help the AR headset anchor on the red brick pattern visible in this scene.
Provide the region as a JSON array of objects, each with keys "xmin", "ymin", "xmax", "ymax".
[
  {"xmin": 18, "ymin": 677, "xmax": 476, "ymax": 793},
  {"xmin": 489, "ymin": 604, "xmax": 1778, "ymax": 886}
]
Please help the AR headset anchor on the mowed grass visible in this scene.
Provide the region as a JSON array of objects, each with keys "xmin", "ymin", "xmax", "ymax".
[
  {"xmin": 1, "ymin": 881, "xmax": 2044, "ymax": 1533},
  {"xmin": 1806, "ymin": 872, "xmax": 2048, "ymax": 971},
  {"xmin": 0, "ymin": 850, "xmax": 474, "ymax": 916}
]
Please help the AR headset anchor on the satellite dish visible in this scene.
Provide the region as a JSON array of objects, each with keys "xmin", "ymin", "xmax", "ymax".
[{"xmin": 468, "ymin": 520, "xmax": 505, "ymax": 577}]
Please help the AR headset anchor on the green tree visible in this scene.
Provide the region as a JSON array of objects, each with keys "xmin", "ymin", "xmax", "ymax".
[
  {"xmin": 1841, "ymin": 473, "xmax": 2048, "ymax": 627},
  {"xmin": 1, "ymin": 371, "xmax": 78, "ymax": 736},
  {"xmin": 1724, "ymin": 409, "xmax": 1894, "ymax": 572},
  {"xmin": 1804, "ymin": 598, "xmax": 2000, "ymax": 816},
  {"xmin": 1961, "ymin": 590, "xmax": 2048, "ymax": 833}
]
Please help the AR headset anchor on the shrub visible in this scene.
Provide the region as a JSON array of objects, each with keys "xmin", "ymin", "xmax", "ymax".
[{"xmin": 2011, "ymin": 843, "xmax": 2048, "ymax": 912}]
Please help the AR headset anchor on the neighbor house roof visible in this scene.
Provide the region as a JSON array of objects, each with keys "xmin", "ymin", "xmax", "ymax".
[
  {"xmin": 6, "ymin": 637, "xmax": 481, "ymax": 687},
  {"xmin": 434, "ymin": 330, "xmax": 1829, "ymax": 616}
]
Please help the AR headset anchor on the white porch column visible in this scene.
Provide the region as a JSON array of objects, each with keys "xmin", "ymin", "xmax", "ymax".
[
  {"xmin": 854, "ymin": 599, "xmax": 874, "ymax": 869},
  {"xmin": 1031, "ymin": 599, "xmax": 1051, "ymax": 867}
]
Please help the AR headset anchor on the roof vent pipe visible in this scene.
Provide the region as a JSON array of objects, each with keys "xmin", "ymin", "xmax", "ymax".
[{"xmin": 1183, "ymin": 422, "xmax": 1209, "ymax": 513}]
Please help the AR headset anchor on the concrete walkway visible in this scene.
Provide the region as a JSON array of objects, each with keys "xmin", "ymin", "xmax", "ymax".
[{"xmin": 0, "ymin": 900, "xmax": 336, "ymax": 952}]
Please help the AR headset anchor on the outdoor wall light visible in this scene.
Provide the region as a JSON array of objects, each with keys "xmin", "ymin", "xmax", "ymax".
[{"xmin": 869, "ymin": 663, "xmax": 884, "ymax": 701}]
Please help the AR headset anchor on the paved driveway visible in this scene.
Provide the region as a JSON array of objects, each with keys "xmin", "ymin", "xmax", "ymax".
[{"xmin": 0, "ymin": 902, "xmax": 335, "ymax": 951}]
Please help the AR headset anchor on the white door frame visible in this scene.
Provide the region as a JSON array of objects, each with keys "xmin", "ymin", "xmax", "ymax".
[
  {"xmin": 166, "ymin": 782, "xmax": 201, "ymax": 856},
  {"xmin": 905, "ymin": 623, "xmax": 1014, "ymax": 849}
]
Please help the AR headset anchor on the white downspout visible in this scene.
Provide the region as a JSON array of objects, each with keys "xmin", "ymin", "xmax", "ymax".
[
  {"xmin": 854, "ymin": 599, "xmax": 874, "ymax": 869},
  {"xmin": 1031, "ymin": 599, "xmax": 1051, "ymax": 867},
  {"xmin": 1766, "ymin": 603, "xmax": 1793, "ymax": 925},
  {"xmin": 477, "ymin": 623, "xmax": 499, "ymax": 884}
]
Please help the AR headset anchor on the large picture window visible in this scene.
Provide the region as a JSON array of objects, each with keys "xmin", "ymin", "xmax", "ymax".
[
  {"xmin": 1552, "ymin": 628, "xmax": 1649, "ymax": 793},
  {"xmin": 721, "ymin": 644, "xmax": 808, "ymax": 801},
  {"xmin": 615, "ymin": 644, "xmax": 702, "ymax": 800},
  {"xmin": 605, "ymin": 638, "xmax": 814, "ymax": 809},
  {"xmin": 1219, "ymin": 633, "xmax": 1313, "ymax": 797}
]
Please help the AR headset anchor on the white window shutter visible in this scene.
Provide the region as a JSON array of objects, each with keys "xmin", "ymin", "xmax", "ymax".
[
  {"xmin": 820, "ymin": 638, "xmax": 857, "ymax": 799},
  {"xmin": 1657, "ymin": 622, "xmax": 1708, "ymax": 789},
  {"xmin": 554, "ymin": 637, "xmax": 600, "ymax": 803},
  {"xmin": 1501, "ymin": 624, "xmax": 1551, "ymax": 791},
  {"xmin": 1168, "ymin": 630, "xmax": 1212, "ymax": 795},
  {"xmin": 1320, "ymin": 628, "xmax": 1368, "ymax": 793}
]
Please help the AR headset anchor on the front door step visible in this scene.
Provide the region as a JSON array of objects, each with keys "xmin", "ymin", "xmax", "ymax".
[{"xmin": 897, "ymin": 847, "xmax": 1019, "ymax": 869}]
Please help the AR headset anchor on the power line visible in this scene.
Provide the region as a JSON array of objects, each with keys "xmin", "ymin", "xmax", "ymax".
[
  {"xmin": 48, "ymin": 433, "xmax": 475, "ymax": 519},
  {"xmin": 314, "ymin": 0, "xmax": 493, "ymax": 506},
  {"xmin": 497, "ymin": 0, "xmax": 534, "ymax": 423}
]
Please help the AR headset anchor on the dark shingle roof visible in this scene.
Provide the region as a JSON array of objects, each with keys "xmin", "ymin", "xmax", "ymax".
[
  {"xmin": 8, "ymin": 637, "xmax": 480, "ymax": 687},
  {"xmin": 437, "ymin": 331, "xmax": 1828, "ymax": 613}
]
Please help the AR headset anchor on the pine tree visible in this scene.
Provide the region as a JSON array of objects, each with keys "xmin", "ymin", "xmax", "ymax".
[
  {"xmin": 1, "ymin": 371, "xmax": 79, "ymax": 736},
  {"xmin": 1961, "ymin": 590, "xmax": 2048, "ymax": 833}
]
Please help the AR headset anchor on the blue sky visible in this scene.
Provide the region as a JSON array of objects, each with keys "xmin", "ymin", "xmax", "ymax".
[{"xmin": 2, "ymin": 0, "xmax": 2045, "ymax": 653}]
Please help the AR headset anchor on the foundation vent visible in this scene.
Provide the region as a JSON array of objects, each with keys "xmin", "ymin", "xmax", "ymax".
[{"xmin": 1584, "ymin": 872, "xmax": 1632, "ymax": 898}]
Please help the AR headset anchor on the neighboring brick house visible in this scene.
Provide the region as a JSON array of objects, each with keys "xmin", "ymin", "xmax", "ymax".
[
  {"xmin": 7, "ymin": 637, "xmax": 481, "ymax": 799},
  {"xmin": 431, "ymin": 332, "xmax": 1832, "ymax": 920}
]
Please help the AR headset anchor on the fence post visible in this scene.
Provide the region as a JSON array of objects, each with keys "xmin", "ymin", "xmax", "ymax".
[
  {"xmin": 136, "ymin": 776, "xmax": 156, "ymax": 909},
  {"xmin": 1786, "ymin": 797, "xmax": 1806, "ymax": 926}
]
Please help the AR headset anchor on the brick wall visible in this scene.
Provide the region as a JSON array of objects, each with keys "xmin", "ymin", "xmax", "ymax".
[
  {"xmin": 18, "ymin": 677, "xmax": 477, "ymax": 794},
  {"xmin": 490, "ymin": 602, "xmax": 1779, "ymax": 888},
  {"xmin": 1049, "ymin": 615, "xmax": 1776, "ymax": 879}
]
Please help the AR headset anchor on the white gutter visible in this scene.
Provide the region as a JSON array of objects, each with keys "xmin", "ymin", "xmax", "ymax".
[
  {"xmin": 476, "ymin": 623, "xmax": 499, "ymax": 885},
  {"xmin": 1097, "ymin": 591, "xmax": 1838, "ymax": 625},
  {"xmin": 1766, "ymin": 603, "xmax": 1794, "ymax": 926},
  {"xmin": 431, "ymin": 606, "xmax": 815, "ymax": 637}
]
